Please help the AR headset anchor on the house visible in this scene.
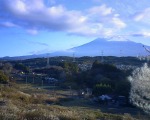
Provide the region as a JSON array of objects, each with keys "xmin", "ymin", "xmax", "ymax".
[
  {"xmin": 78, "ymin": 88, "xmax": 92, "ymax": 98},
  {"xmin": 44, "ymin": 77, "xmax": 58, "ymax": 84}
]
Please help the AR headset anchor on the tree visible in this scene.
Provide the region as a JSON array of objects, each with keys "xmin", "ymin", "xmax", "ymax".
[
  {"xmin": 115, "ymin": 80, "xmax": 130, "ymax": 97},
  {"xmin": 128, "ymin": 63, "xmax": 150, "ymax": 114},
  {"xmin": 92, "ymin": 60, "xmax": 100, "ymax": 69},
  {"xmin": 14, "ymin": 63, "xmax": 29, "ymax": 73},
  {"xmin": 60, "ymin": 61, "xmax": 79, "ymax": 73},
  {"xmin": 93, "ymin": 83, "xmax": 112, "ymax": 96},
  {"xmin": 0, "ymin": 71, "xmax": 9, "ymax": 84},
  {"xmin": 3, "ymin": 63, "xmax": 13, "ymax": 76}
]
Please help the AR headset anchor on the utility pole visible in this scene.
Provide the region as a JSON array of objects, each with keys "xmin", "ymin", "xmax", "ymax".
[
  {"xmin": 26, "ymin": 76, "xmax": 27, "ymax": 87},
  {"xmin": 42, "ymin": 80, "xmax": 43, "ymax": 87},
  {"xmin": 120, "ymin": 50, "xmax": 122, "ymax": 57},
  {"xmin": 53, "ymin": 83, "xmax": 56, "ymax": 98},
  {"xmin": 138, "ymin": 53, "xmax": 142, "ymax": 60},
  {"xmin": 47, "ymin": 57, "xmax": 50, "ymax": 67},
  {"xmin": 73, "ymin": 53, "xmax": 75, "ymax": 62},
  {"xmin": 101, "ymin": 50, "xmax": 104, "ymax": 63},
  {"xmin": 41, "ymin": 76, "xmax": 43, "ymax": 87},
  {"xmin": 32, "ymin": 76, "xmax": 34, "ymax": 84},
  {"xmin": 69, "ymin": 86, "xmax": 72, "ymax": 97},
  {"xmin": 46, "ymin": 53, "xmax": 50, "ymax": 68}
]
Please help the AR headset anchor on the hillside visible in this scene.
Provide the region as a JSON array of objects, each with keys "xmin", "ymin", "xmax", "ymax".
[
  {"xmin": 70, "ymin": 38, "xmax": 150, "ymax": 56},
  {"xmin": 1, "ymin": 38, "xmax": 150, "ymax": 60}
]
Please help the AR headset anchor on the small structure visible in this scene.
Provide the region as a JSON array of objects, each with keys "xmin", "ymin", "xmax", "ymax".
[
  {"xmin": 45, "ymin": 77, "xmax": 58, "ymax": 84},
  {"xmin": 99, "ymin": 95, "xmax": 112, "ymax": 105},
  {"xmin": 99, "ymin": 95, "xmax": 112, "ymax": 101},
  {"xmin": 78, "ymin": 88, "xmax": 92, "ymax": 98}
]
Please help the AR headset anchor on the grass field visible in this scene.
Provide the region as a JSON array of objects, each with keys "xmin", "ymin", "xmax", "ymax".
[
  {"xmin": 21, "ymin": 82, "xmax": 150, "ymax": 118},
  {"xmin": 0, "ymin": 82, "xmax": 150, "ymax": 120}
]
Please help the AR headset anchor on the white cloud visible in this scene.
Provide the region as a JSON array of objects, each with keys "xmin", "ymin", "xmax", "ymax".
[
  {"xmin": 29, "ymin": 48, "xmax": 50, "ymax": 55},
  {"xmin": 26, "ymin": 29, "xmax": 38, "ymax": 35},
  {"xmin": 0, "ymin": 0, "xmax": 126, "ymax": 37},
  {"xmin": 88, "ymin": 4, "xmax": 113, "ymax": 16},
  {"xmin": 134, "ymin": 8, "xmax": 150, "ymax": 24},
  {"xmin": 0, "ymin": 21, "xmax": 18, "ymax": 27},
  {"xmin": 25, "ymin": 39, "xmax": 49, "ymax": 47},
  {"xmin": 111, "ymin": 17, "xmax": 126, "ymax": 29},
  {"xmin": 117, "ymin": 31, "xmax": 150, "ymax": 38},
  {"xmin": 137, "ymin": 30, "xmax": 150, "ymax": 37}
]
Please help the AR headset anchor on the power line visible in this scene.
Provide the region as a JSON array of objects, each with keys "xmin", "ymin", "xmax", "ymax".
[
  {"xmin": 101, "ymin": 50, "xmax": 104, "ymax": 62},
  {"xmin": 46, "ymin": 54, "xmax": 50, "ymax": 67},
  {"xmin": 73, "ymin": 53, "xmax": 75, "ymax": 62}
]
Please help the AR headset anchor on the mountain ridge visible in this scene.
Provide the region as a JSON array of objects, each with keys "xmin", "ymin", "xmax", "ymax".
[
  {"xmin": 69, "ymin": 38, "xmax": 147, "ymax": 57},
  {"xmin": 0, "ymin": 38, "xmax": 150, "ymax": 60}
]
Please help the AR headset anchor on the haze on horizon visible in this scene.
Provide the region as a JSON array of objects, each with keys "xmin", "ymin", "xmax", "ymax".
[{"xmin": 0, "ymin": 0, "xmax": 150, "ymax": 57}]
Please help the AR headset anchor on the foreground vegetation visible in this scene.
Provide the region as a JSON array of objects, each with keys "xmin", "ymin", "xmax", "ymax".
[
  {"xmin": 0, "ymin": 56, "xmax": 150, "ymax": 119},
  {"xmin": 0, "ymin": 83, "xmax": 148, "ymax": 120}
]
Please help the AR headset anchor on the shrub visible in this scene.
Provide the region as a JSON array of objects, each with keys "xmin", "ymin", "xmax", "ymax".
[
  {"xmin": 0, "ymin": 71, "xmax": 9, "ymax": 84},
  {"xmin": 128, "ymin": 63, "xmax": 150, "ymax": 114},
  {"xmin": 93, "ymin": 83, "xmax": 112, "ymax": 96}
]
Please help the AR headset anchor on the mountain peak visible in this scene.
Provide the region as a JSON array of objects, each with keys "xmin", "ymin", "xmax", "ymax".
[
  {"xmin": 94, "ymin": 38, "xmax": 108, "ymax": 42},
  {"xmin": 69, "ymin": 38, "xmax": 149, "ymax": 57}
]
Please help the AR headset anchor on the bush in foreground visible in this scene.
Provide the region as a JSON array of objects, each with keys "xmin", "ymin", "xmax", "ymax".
[
  {"xmin": 128, "ymin": 63, "xmax": 150, "ymax": 114},
  {"xmin": 0, "ymin": 71, "xmax": 9, "ymax": 84}
]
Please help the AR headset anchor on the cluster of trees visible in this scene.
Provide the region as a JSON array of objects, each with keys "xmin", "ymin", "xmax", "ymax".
[
  {"xmin": 0, "ymin": 60, "xmax": 131, "ymax": 98},
  {"xmin": 0, "ymin": 62, "xmax": 31, "ymax": 84},
  {"xmin": 0, "ymin": 63, "xmax": 13, "ymax": 84},
  {"xmin": 0, "ymin": 70, "xmax": 9, "ymax": 84},
  {"xmin": 14, "ymin": 63, "xmax": 29, "ymax": 73},
  {"xmin": 59, "ymin": 61, "xmax": 79, "ymax": 73},
  {"xmin": 33, "ymin": 66, "xmax": 64, "ymax": 79},
  {"xmin": 129, "ymin": 63, "xmax": 150, "ymax": 114},
  {"xmin": 54, "ymin": 60, "xmax": 131, "ymax": 98},
  {"xmin": 76, "ymin": 60, "xmax": 130, "ymax": 97},
  {"xmin": 1, "ymin": 58, "xmax": 150, "ymax": 114},
  {"xmin": 93, "ymin": 84, "xmax": 112, "ymax": 96}
]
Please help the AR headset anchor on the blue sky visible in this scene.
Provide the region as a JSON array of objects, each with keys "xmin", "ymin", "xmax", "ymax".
[{"xmin": 0, "ymin": 0, "xmax": 150, "ymax": 57}]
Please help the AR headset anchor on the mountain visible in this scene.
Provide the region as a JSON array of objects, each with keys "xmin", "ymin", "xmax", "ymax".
[
  {"xmin": 1, "ymin": 38, "xmax": 150, "ymax": 60},
  {"xmin": 68, "ymin": 38, "xmax": 150, "ymax": 57}
]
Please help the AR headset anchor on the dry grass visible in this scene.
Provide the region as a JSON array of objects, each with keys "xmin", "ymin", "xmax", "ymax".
[{"xmin": 0, "ymin": 84, "xmax": 148, "ymax": 120}]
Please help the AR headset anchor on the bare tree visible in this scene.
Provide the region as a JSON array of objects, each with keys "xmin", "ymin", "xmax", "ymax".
[
  {"xmin": 3, "ymin": 63, "xmax": 13, "ymax": 76},
  {"xmin": 128, "ymin": 63, "xmax": 150, "ymax": 114}
]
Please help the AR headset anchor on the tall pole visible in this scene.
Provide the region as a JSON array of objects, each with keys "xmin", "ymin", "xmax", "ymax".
[
  {"xmin": 26, "ymin": 76, "xmax": 27, "ymax": 87},
  {"xmin": 32, "ymin": 76, "xmax": 34, "ymax": 84},
  {"xmin": 101, "ymin": 50, "xmax": 104, "ymax": 63},
  {"xmin": 46, "ymin": 53, "xmax": 50, "ymax": 68},
  {"xmin": 47, "ymin": 57, "xmax": 50, "ymax": 67},
  {"xmin": 69, "ymin": 86, "xmax": 73, "ymax": 97},
  {"xmin": 120, "ymin": 50, "xmax": 122, "ymax": 57},
  {"xmin": 41, "ymin": 76, "xmax": 43, "ymax": 87},
  {"xmin": 42, "ymin": 80, "xmax": 43, "ymax": 87},
  {"xmin": 53, "ymin": 83, "xmax": 56, "ymax": 98},
  {"xmin": 73, "ymin": 53, "xmax": 75, "ymax": 62}
]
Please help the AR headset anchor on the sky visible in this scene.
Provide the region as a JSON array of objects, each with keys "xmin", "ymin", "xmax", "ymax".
[{"xmin": 0, "ymin": 0, "xmax": 150, "ymax": 57}]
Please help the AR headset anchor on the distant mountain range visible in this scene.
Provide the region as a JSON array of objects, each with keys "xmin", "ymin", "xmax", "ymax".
[
  {"xmin": 1, "ymin": 38, "xmax": 150, "ymax": 60},
  {"xmin": 69, "ymin": 38, "xmax": 149, "ymax": 56}
]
